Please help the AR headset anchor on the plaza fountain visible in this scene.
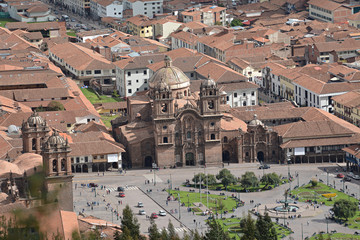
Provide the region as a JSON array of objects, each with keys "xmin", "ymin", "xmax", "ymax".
[{"xmin": 273, "ymin": 189, "xmax": 299, "ymax": 212}]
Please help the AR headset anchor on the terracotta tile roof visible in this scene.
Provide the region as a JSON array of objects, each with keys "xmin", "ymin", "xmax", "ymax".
[
  {"xmin": 293, "ymin": 75, "xmax": 354, "ymax": 95},
  {"xmin": 332, "ymin": 90, "xmax": 360, "ymax": 108},
  {"xmin": 126, "ymin": 15, "xmax": 151, "ymax": 27},
  {"xmin": 308, "ymin": 0, "xmax": 343, "ymax": 11},
  {"xmin": 170, "ymin": 30, "xmax": 199, "ymax": 45},
  {"xmin": 49, "ymin": 42, "xmax": 114, "ymax": 71},
  {"xmin": 347, "ymin": 12, "xmax": 360, "ymax": 21},
  {"xmin": 114, "ymin": 54, "xmax": 164, "ymax": 70},
  {"xmin": 315, "ymin": 39, "xmax": 360, "ymax": 53},
  {"xmin": 221, "ymin": 112, "xmax": 247, "ymax": 131},
  {"xmin": 219, "ymin": 81, "xmax": 258, "ymax": 91},
  {"xmin": 98, "ymin": 101, "xmax": 127, "ymax": 110},
  {"xmin": 280, "ymin": 134, "xmax": 360, "ymax": 148},
  {"xmin": 342, "ymin": 144, "xmax": 360, "ymax": 159},
  {"xmin": 74, "ymin": 121, "xmax": 109, "ymax": 133}
]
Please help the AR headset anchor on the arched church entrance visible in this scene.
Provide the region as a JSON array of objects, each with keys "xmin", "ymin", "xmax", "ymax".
[
  {"xmin": 144, "ymin": 156, "xmax": 153, "ymax": 168},
  {"xmin": 222, "ymin": 151, "xmax": 230, "ymax": 163},
  {"xmin": 257, "ymin": 151, "xmax": 264, "ymax": 163},
  {"xmin": 185, "ymin": 152, "xmax": 195, "ymax": 166}
]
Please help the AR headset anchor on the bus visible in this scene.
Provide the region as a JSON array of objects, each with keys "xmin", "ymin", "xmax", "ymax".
[{"xmin": 61, "ymin": 15, "xmax": 70, "ymax": 21}]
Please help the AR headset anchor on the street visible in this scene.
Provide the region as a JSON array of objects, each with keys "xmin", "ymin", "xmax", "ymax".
[{"xmin": 73, "ymin": 163, "xmax": 360, "ymax": 239}]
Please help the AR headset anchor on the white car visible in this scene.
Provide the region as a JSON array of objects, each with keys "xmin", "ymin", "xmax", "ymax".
[
  {"xmin": 159, "ymin": 210, "xmax": 166, "ymax": 216},
  {"xmin": 348, "ymin": 172, "xmax": 355, "ymax": 177},
  {"xmin": 139, "ymin": 209, "xmax": 146, "ymax": 215},
  {"xmin": 137, "ymin": 202, "xmax": 144, "ymax": 208},
  {"xmin": 353, "ymin": 175, "xmax": 360, "ymax": 180}
]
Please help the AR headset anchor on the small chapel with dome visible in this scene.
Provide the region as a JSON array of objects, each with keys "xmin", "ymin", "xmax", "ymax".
[{"xmin": 115, "ymin": 56, "xmax": 281, "ymax": 168}]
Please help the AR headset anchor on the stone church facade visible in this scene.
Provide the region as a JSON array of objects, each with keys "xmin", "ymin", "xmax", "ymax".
[{"xmin": 115, "ymin": 56, "xmax": 281, "ymax": 168}]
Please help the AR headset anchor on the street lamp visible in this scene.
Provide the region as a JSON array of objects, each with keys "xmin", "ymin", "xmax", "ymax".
[
  {"xmin": 177, "ymin": 193, "xmax": 181, "ymax": 220},
  {"xmin": 287, "ymin": 153, "xmax": 291, "ymax": 192},
  {"xmin": 327, "ymin": 170, "xmax": 329, "ymax": 186},
  {"xmin": 152, "ymin": 162, "xmax": 157, "ymax": 186}
]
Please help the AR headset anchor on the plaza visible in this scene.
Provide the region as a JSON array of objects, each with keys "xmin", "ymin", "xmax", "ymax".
[{"xmin": 72, "ymin": 162, "xmax": 360, "ymax": 239}]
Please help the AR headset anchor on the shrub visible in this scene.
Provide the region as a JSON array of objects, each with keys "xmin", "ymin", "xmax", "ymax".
[{"xmin": 310, "ymin": 179, "xmax": 318, "ymax": 187}]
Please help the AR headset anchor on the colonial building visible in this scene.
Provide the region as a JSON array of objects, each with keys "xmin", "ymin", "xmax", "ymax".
[{"xmin": 115, "ymin": 56, "xmax": 280, "ymax": 168}]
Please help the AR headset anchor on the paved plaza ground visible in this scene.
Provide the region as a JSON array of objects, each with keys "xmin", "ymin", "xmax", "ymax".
[{"xmin": 73, "ymin": 162, "xmax": 360, "ymax": 239}]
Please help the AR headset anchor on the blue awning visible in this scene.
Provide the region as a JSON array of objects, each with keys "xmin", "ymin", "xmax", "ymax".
[{"xmin": 346, "ymin": 156, "xmax": 358, "ymax": 165}]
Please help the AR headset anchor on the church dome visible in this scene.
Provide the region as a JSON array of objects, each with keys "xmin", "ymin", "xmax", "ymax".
[
  {"xmin": 201, "ymin": 74, "xmax": 216, "ymax": 87},
  {"xmin": 27, "ymin": 111, "xmax": 45, "ymax": 127},
  {"xmin": 149, "ymin": 55, "xmax": 190, "ymax": 90},
  {"xmin": 248, "ymin": 114, "xmax": 264, "ymax": 127},
  {"xmin": 46, "ymin": 130, "xmax": 67, "ymax": 147}
]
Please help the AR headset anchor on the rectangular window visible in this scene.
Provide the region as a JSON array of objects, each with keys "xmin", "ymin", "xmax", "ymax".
[
  {"xmin": 144, "ymin": 79, "xmax": 147, "ymax": 83},
  {"xmin": 251, "ymin": 91, "xmax": 254, "ymax": 96},
  {"xmin": 76, "ymin": 157, "xmax": 80, "ymax": 163},
  {"xmin": 94, "ymin": 70, "xmax": 101, "ymax": 74},
  {"xmin": 127, "ymin": 80, "xmax": 131, "ymax": 85},
  {"xmin": 143, "ymin": 70, "xmax": 147, "ymax": 75},
  {"xmin": 128, "ymin": 89, "xmax": 132, "ymax": 93},
  {"xmin": 127, "ymin": 71, "xmax": 131, "ymax": 76},
  {"xmin": 84, "ymin": 157, "xmax": 88, "ymax": 162},
  {"xmin": 86, "ymin": 70, "xmax": 91, "ymax": 74},
  {"xmin": 243, "ymin": 93, "xmax": 246, "ymax": 97},
  {"xmin": 234, "ymin": 93, "xmax": 237, "ymax": 98}
]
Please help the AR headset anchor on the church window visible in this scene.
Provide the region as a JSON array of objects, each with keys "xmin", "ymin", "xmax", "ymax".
[
  {"xmin": 210, "ymin": 134, "xmax": 215, "ymax": 140},
  {"xmin": 163, "ymin": 137, "xmax": 168, "ymax": 143},
  {"xmin": 163, "ymin": 125, "xmax": 167, "ymax": 130},
  {"xmin": 161, "ymin": 103, "xmax": 167, "ymax": 112},
  {"xmin": 246, "ymin": 152, "xmax": 249, "ymax": 157},
  {"xmin": 223, "ymin": 136, "xmax": 228, "ymax": 143},
  {"xmin": 272, "ymin": 150, "xmax": 275, "ymax": 155},
  {"xmin": 162, "ymin": 94, "xmax": 166, "ymax": 98},
  {"xmin": 32, "ymin": 138, "xmax": 36, "ymax": 150},
  {"xmin": 198, "ymin": 131, "xmax": 202, "ymax": 136},
  {"xmin": 209, "ymin": 91, "xmax": 213, "ymax": 95},
  {"xmin": 208, "ymin": 100, "xmax": 214, "ymax": 109},
  {"xmin": 184, "ymin": 90, "xmax": 187, "ymax": 96},
  {"xmin": 210, "ymin": 122, "xmax": 215, "ymax": 126},
  {"xmin": 187, "ymin": 131, "xmax": 191, "ymax": 139},
  {"xmin": 61, "ymin": 159, "xmax": 66, "ymax": 171},
  {"xmin": 53, "ymin": 159, "xmax": 57, "ymax": 172},
  {"xmin": 175, "ymin": 132, "xmax": 179, "ymax": 138}
]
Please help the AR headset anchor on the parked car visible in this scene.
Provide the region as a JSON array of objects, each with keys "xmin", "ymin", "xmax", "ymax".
[
  {"xmin": 353, "ymin": 175, "xmax": 360, "ymax": 180},
  {"xmin": 159, "ymin": 210, "xmax": 166, "ymax": 216},
  {"xmin": 151, "ymin": 213, "xmax": 158, "ymax": 219},
  {"xmin": 119, "ymin": 192, "xmax": 125, "ymax": 197},
  {"xmin": 89, "ymin": 183, "xmax": 98, "ymax": 187},
  {"xmin": 139, "ymin": 210, "xmax": 146, "ymax": 215},
  {"xmin": 337, "ymin": 173, "xmax": 344, "ymax": 178},
  {"xmin": 137, "ymin": 202, "xmax": 144, "ymax": 208},
  {"xmin": 259, "ymin": 164, "xmax": 270, "ymax": 169},
  {"xmin": 117, "ymin": 187, "xmax": 125, "ymax": 192},
  {"xmin": 343, "ymin": 177, "xmax": 352, "ymax": 182},
  {"xmin": 348, "ymin": 172, "xmax": 355, "ymax": 177}
]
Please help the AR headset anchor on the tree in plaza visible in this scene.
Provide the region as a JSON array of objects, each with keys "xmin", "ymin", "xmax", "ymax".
[
  {"xmin": 160, "ymin": 227, "xmax": 169, "ymax": 240},
  {"xmin": 118, "ymin": 226, "xmax": 133, "ymax": 240},
  {"xmin": 240, "ymin": 172, "xmax": 259, "ymax": 190},
  {"xmin": 216, "ymin": 169, "xmax": 237, "ymax": 189},
  {"xmin": 204, "ymin": 219, "xmax": 230, "ymax": 240},
  {"xmin": 241, "ymin": 213, "xmax": 256, "ymax": 240},
  {"xmin": 205, "ymin": 174, "xmax": 217, "ymax": 186},
  {"xmin": 121, "ymin": 205, "xmax": 143, "ymax": 239},
  {"xmin": 333, "ymin": 199, "xmax": 357, "ymax": 221},
  {"xmin": 167, "ymin": 220, "xmax": 180, "ymax": 240},
  {"xmin": 192, "ymin": 173, "xmax": 206, "ymax": 184},
  {"xmin": 255, "ymin": 213, "xmax": 277, "ymax": 240},
  {"xmin": 217, "ymin": 199, "xmax": 226, "ymax": 219},
  {"xmin": 260, "ymin": 173, "xmax": 280, "ymax": 189},
  {"xmin": 148, "ymin": 218, "xmax": 161, "ymax": 240}
]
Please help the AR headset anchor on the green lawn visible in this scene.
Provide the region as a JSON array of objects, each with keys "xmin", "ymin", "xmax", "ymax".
[
  {"xmin": 291, "ymin": 182, "xmax": 360, "ymax": 229},
  {"xmin": 291, "ymin": 182, "xmax": 357, "ymax": 207},
  {"xmin": 81, "ymin": 88, "xmax": 119, "ymax": 104},
  {"xmin": 186, "ymin": 179, "xmax": 289, "ymax": 193},
  {"xmin": 213, "ymin": 218, "xmax": 291, "ymax": 240},
  {"xmin": 0, "ymin": 18, "xmax": 17, "ymax": 27},
  {"xmin": 66, "ymin": 29, "xmax": 76, "ymax": 37},
  {"xmin": 168, "ymin": 190, "xmax": 237, "ymax": 214},
  {"xmin": 101, "ymin": 114, "xmax": 119, "ymax": 128},
  {"xmin": 310, "ymin": 233, "xmax": 360, "ymax": 239}
]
